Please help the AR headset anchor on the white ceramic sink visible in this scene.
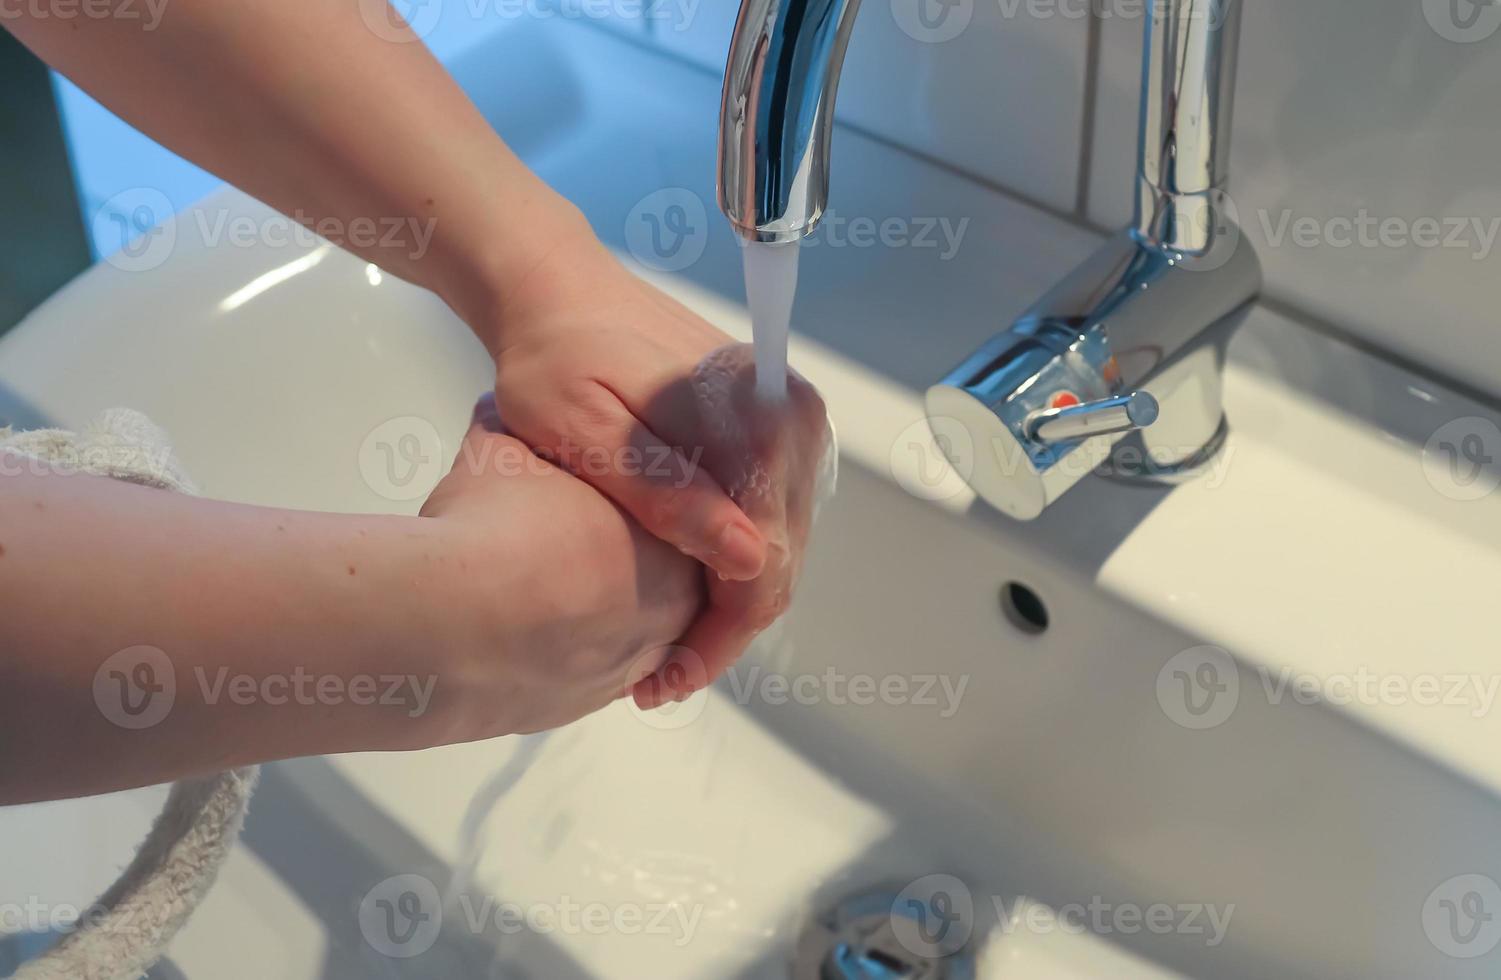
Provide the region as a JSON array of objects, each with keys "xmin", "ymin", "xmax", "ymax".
[{"xmin": 3, "ymin": 19, "xmax": 1501, "ymax": 980}]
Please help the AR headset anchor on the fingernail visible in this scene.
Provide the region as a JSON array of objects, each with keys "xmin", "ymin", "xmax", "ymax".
[
  {"xmin": 713, "ymin": 522, "xmax": 765, "ymax": 580},
  {"xmin": 634, "ymin": 683, "xmax": 665, "ymax": 711}
]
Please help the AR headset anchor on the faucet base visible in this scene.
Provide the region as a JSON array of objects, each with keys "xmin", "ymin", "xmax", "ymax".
[
  {"xmin": 1100, "ymin": 414, "xmax": 1231, "ymax": 485},
  {"xmin": 926, "ymin": 228, "xmax": 1261, "ymax": 520}
]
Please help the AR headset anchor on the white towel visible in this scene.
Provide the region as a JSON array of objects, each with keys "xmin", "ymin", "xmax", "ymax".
[{"xmin": 3, "ymin": 409, "xmax": 258, "ymax": 980}]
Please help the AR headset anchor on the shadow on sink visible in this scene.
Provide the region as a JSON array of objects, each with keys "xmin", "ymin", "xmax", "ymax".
[{"xmin": 242, "ymin": 761, "xmax": 600, "ymax": 979}]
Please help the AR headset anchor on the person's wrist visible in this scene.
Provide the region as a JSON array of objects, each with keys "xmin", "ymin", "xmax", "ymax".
[
  {"xmin": 385, "ymin": 516, "xmax": 543, "ymax": 748},
  {"xmin": 437, "ymin": 197, "xmax": 616, "ymax": 358},
  {"xmin": 333, "ymin": 517, "xmax": 500, "ymax": 752}
]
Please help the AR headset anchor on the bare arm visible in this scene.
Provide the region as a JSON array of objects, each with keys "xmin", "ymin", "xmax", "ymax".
[
  {"xmin": 1, "ymin": 0, "xmax": 579, "ymax": 326},
  {"xmin": 0, "ymin": 410, "xmax": 699, "ymax": 804},
  {"xmin": 0, "ymin": 463, "xmax": 444, "ymax": 802},
  {"xmin": 3, "ymin": 0, "xmax": 829, "ymax": 710}
]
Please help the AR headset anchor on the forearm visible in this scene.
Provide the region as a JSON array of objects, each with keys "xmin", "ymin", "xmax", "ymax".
[
  {"xmin": 0, "ymin": 465, "xmax": 458, "ymax": 804},
  {"xmin": 0, "ymin": 0, "xmax": 594, "ymax": 337}
]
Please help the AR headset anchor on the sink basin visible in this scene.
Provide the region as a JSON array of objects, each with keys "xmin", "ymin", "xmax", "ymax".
[{"xmin": 3, "ymin": 18, "xmax": 1501, "ymax": 980}]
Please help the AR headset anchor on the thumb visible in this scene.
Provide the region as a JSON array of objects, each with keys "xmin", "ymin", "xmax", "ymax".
[{"xmin": 444, "ymin": 393, "xmax": 520, "ymax": 488}]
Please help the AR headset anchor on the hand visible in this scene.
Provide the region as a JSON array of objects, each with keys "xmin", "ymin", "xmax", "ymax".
[
  {"xmin": 634, "ymin": 342, "xmax": 832, "ymax": 709},
  {"xmin": 484, "ymin": 239, "xmax": 831, "ymax": 703},
  {"xmin": 419, "ymin": 394, "xmax": 702, "ymax": 736}
]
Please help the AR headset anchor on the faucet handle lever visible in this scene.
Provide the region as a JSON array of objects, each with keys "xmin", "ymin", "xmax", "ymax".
[{"xmin": 1025, "ymin": 391, "xmax": 1159, "ymax": 445}]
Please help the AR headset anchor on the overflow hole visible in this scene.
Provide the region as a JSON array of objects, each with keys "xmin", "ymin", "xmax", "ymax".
[{"xmin": 1001, "ymin": 582, "xmax": 1049, "ymax": 635}]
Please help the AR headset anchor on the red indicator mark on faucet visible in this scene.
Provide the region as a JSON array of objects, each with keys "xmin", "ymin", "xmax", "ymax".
[
  {"xmin": 1102, "ymin": 356, "xmax": 1122, "ymax": 385},
  {"xmin": 1050, "ymin": 391, "xmax": 1081, "ymax": 410}
]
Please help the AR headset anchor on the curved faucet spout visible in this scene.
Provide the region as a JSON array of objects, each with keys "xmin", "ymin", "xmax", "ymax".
[
  {"xmin": 717, "ymin": 0, "xmax": 864, "ymax": 243},
  {"xmin": 718, "ymin": 0, "xmax": 1261, "ymax": 520},
  {"xmin": 718, "ymin": 0, "xmax": 1246, "ymax": 257}
]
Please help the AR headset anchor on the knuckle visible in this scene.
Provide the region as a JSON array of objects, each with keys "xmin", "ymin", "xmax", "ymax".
[
  {"xmin": 646, "ymin": 482, "xmax": 696, "ymax": 533},
  {"xmin": 522, "ymin": 381, "xmax": 627, "ymax": 475},
  {"xmin": 559, "ymin": 380, "xmax": 624, "ymax": 442}
]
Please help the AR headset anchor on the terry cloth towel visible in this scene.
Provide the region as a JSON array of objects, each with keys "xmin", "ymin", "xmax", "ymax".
[{"xmin": 2, "ymin": 409, "xmax": 258, "ymax": 980}]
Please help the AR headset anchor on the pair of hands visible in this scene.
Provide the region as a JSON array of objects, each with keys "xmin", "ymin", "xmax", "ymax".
[{"xmin": 419, "ymin": 239, "xmax": 830, "ymax": 734}]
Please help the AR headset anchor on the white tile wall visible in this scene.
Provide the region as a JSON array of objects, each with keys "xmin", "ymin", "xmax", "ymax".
[
  {"xmin": 651, "ymin": 0, "xmax": 1093, "ymax": 212},
  {"xmin": 1088, "ymin": 0, "xmax": 1501, "ymax": 398},
  {"xmin": 56, "ymin": 0, "xmax": 1501, "ymax": 397},
  {"xmin": 1082, "ymin": 7, "xmax": 1140, "ymax": 228}
]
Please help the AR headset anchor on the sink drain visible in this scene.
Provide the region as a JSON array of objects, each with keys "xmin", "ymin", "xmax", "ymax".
[{"xmin": 792, "ymin": 886, "xmax": 977, "ymax": 980}]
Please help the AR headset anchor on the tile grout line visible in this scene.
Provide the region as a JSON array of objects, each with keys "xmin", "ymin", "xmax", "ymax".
[
  {"xmin": 594, "ymin": 19, "xmax": 1100, "ymax": 231},
  {"xmin": 587, "ymin": 21, "xmax": 1501, "ymax": 410},
  {"xmin": 1074, "ymin": 0, "xmax": 1105, "ymax": 220}
]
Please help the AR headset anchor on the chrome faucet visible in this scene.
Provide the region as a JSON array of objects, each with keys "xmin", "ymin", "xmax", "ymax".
[{"xmin": 717, "ymin": 0, "xmax": 1262, "ymax": 519}]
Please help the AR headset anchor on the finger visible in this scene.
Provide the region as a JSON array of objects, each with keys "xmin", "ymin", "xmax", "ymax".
[
  {"xmin": 633, "ymin": 624, "xmax": 726, "ymax": 708},
  {"xmin": 626, "ymin": 431, "xmax": 768, "ymax": 582},
  {"xmin": 540, "ymin": 387, "xmax": 767, "ymax": 581},
  {"xmin": 631, "ymin": 571, "xmax": 788, "ymax": 708},
  {"xmin": 625, "ymin": 643, "xmax": 702, "ymax": 709},
  {"xmin": 471, "ymin": 391, "xmax": 503, "ymax": 432},
  {"xmin": 448, "ymin": 394, "xmax": 539, "ymax": 483}
]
